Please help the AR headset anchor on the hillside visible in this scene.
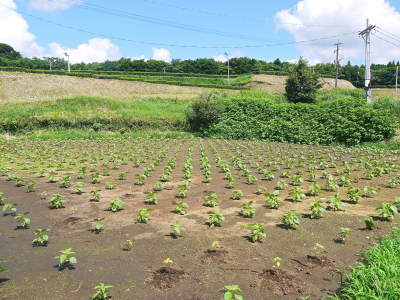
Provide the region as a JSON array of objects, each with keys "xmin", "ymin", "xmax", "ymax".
[{"xmin": 246, "ymin": 74, "xmax": 355, "ymax": 93}]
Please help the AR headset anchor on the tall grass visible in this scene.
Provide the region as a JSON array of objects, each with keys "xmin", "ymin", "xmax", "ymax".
[
  {"xmin": 332, "ymin": 229, "xmax": 400, "ymax": 299},
  {"xmin": 0, "ymin": 97, "xmax": 189, "ymax": 133},
  {"xmin": 316, "ymin": 88, "xmax": 365, "ymax": 102}
]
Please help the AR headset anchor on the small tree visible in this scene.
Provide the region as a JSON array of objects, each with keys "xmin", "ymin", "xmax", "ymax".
[{"xmin": 285, "ymin": 58, "xmax": 321, "ymax": 104}]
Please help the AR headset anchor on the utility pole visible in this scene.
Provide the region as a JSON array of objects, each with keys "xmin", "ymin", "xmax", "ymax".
[
  {"xmin": 224, "ymin": 52, "xmax": 230, "ymax": 84},
  {"xmin": 64, "ymin": 52, "xmax": 71, "ymax": 73},
  {"xmin": 396, "ymin": 65, "xmax": 399, "ymax": 98},
  {"xmin": 334, "ymin": 40, "xmax": 343, "ymax": 88},
  {"xmin": 359, "ymin": 19, "xmax": 376, "ymax": 103}
]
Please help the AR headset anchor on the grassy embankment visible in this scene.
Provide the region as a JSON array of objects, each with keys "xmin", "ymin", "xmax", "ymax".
[{"xmin": 332, "ymin": 229, "xmax": 400, "ymax": 299}]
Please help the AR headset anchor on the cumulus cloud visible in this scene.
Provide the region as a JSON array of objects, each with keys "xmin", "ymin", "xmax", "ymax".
[
  {"xmin": 48, "ymin": 38, "xmax": 121, "ymax": 63},
  {"xmin": 151, "ymin": 48, "xmax": 171, "ymax": 62},
  {"xmin": 0, "ymin": 0, "xmax": 44, "ymax": 57},
  {"xmin": 29, "ymin": 0, "xmax": 82, "ymax": 12},
  {"xmin": 275, "ymin": 0, "xmax": 400, "ymax": 64},
  {"xmin": 213, "ymin": 50, "xmax": 244, "ymax": 62}
]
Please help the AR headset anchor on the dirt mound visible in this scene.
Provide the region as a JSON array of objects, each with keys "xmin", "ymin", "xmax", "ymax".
[
  {"xmin": 146, "ymin": 267, "xmax": 188, "ymax": 290},
  {"xmin": 306, "ymin": 255, "xmax": 336, "ymax": 268},
  {"xmin": 201, "ymin": 248, "xmax": 228, "ymax": 264},
  {"xmin": 247, "ymin": 74, "xmax": 355, "ymax": 93},
  {"xmin": 258, "ymin": 269, "xmax": 304, "ymax": 296}
]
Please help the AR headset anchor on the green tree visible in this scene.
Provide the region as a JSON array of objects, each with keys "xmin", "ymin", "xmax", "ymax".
[
  {"xmin": 0, "ymin": 43, "xmax": 21, "ymax": 60},
  {"xmin": 285, "ymin": 58, "xmax": 322, "ymax": 103}
]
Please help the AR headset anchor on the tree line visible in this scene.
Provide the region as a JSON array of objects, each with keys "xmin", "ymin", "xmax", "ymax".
[{"xmin": 1, "ymin": 43, "xmax": 399, "ymax": 87}]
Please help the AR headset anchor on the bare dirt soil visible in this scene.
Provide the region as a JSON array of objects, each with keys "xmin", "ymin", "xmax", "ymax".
[
  {"xmin": 0, "ymin": 139, "xmax": 398, "ymax": 299},
  {"xmin": 246, "ymin": 75, "xmax": 355, "ymax": 93}
]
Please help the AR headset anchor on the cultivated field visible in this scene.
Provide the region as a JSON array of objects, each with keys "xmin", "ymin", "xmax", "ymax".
[
  {"xmin": 0, "ymin": 72, "xmax": 230, "ymax": 102},
  {"xmin": 0, "ymin": 138, "xmax": 399, "ymax": 299}
]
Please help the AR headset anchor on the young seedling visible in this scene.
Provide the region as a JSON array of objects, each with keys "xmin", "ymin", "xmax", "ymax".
[
  {"xmin": 338, "ymin": 227, "xmax": 351, "ymax": 243},
  {"xmin": 170, "ymin": 223, "xmax": 184, "ymax": 238},
  {"xmin": 145, "ymin": 191, "xmax": 158, "ymax": 205},
  {"xmin": 90, "ymin": 190, "xmax": 101, "ymax": 202},
  {"xmin": 136, "ymin": 208, "xmax": 151, "ymax": 224},
  {"xmin": 266, "ymin": 191, "xmax": 281, "ymax": 209},
  {"xmin": 55, "ymin": 248, "xmax": 77, "ymax": 269},
  {"xmin": 208, "ymin": 211, "xmax": 225, "ymax": 228},
  {"xmin": 0, "ymin": 192, "xmax": 5, "ymax": 206},
  {"xmin": 275, "ymin": 179, "xmax": 287, "ymax": 190},
  {"xmin": 255, "ymin": 186, "xmax": 266, "ymax": 195},
  {"xmin": 105, "ymin": 182, "xmax": 116, "ymax": 190},
  {"xmin": 119, "ymin": 238, "xmax": 134, "ymax": 251},
  {"xmin": 203, "ymin": 193, "xmax": 219, "ymax": 207},
  {"xmin": 282, "ymin": 211, "xmax": 300, "ymax": 229},
  {"xmin": 15, "ymin": 212, "xmax": 30, "ymax": 228},
  {"xmin": 92, "ymin": 283, "xmax": 113, "ymax": 300},
  {"xmin": 32, "ymin": 228, "xmax": 50, "ymax": 246},
  {"xmin": 75, "ymin": 183, "xmax": 84, "ymax": 195},
  {"xmin": 172, "ymin": 200, "xmax": 189, "ymax": 215},
  {"xmin": 377, "ymin": 202, "xmax": 398, "ymax": 221},
  {"xmin": 394, "ymin": 197, "xmax": 400, "ymax": 210},
  {"xmin": 310, "ymin": 200, "xmax": 325, "ymax": 219},
  {"xmin": 231, "ymin": 190, "xmax": 244, "ymax": 200},
  {"xmin": 27, "ymin": 181, "xmax": 37, "ymax": 193},
  {"xmin": 153, "ymin": 182, "xmax": 164, "ymax": 191},
  {"xmin": 218, "ymin": 285, "xmax": 243, "ymax": 300},
  {"xmin": 59, "ymin": 176, "xmax": 71, "ymax": 188},
  {"xmin": 240, "ymin": 201, "xmax": 256, "ymax": 218},
  {"xmin": 2, "ymin": 203, "xmax": 17, "ymax": 216},
  {"xmin": 347, "ymin": 187, "xmax": 362, "ymax": 204},
  {"xmin": 163, "ymin": 258, "xmax": 173, "ymax": 264},
  {"xmin": 272, "ymin": 257, "xmax": 282, "ymax": 268},
  {"xmin": 307, "ymin": 183, "xmax": 322, "ymax": 196},
  {"xmin": 243, "ymin": 223, "xmax": 266, "ymax": 243},
  {"xmin": 0, "ymin": 260, "xmax": 6, "ymax": 273},
  {"xmin": 40, "ymin": 191, "xmax": 48, "ymax": 200},
  {"xmin": 327, "ymin": 194, "xmax": 344, "ymax": 211},
  {"xmin": 134, "ymin": 174, "xmax": 146, "ymax": 185},
  {"xmin": 291, "ymin": 175, "xmax": 304, "ymax": 186},
  {"xmin": 91, "ymin": 172, "xmax": 101, "ymax": 184},
  {"xmin": 288, "ymin": 187, "xmax": 306, "ymax": 202},
  {"xmin": 48, "ymin": 194, "xmax": 65, "ymax": 209},
  {"xmin": 92, "ymin": 218, "xmax": 105, "ymax": 233},
  {"xmin": 108, "ymin": 198, "xmax": 124, "ymax": 212},
  {"xmin": 364, "ymin": 216, "xmax": 375, "ymax": 230},
  {"xmin": 363, "ymin": 186, "xmax": 378, "ymax": 198},
  {"xmin": 246, "ymin": 175, "xmax": 258, "ymax": 185}
]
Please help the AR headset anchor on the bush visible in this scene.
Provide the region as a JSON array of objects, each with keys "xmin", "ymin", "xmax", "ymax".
[{"xmin": 191, "ymin": 98, "xmax": 395, "ymax": 145}]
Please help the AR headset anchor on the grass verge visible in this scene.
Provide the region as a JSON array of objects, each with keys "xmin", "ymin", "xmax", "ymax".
[{"xmin": 332, "ymin": 228, "xmax": 400, "ymax": 299}]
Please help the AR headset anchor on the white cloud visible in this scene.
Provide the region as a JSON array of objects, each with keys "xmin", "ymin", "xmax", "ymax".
[
  {"xmin": 151, "ymin": 48, "xmax": 171, "ymax": 62},
  {"xmin": 275, "ymin": 0, "xmax": 400, "ymax": 64},
  {"xmin": 48, "ymin": 38, "xmax": 121, "ymax": 63},
  {"xmin": 213, "ymin": 50, "xmax": 244, "ymax": 62},
  {"xmin": 29, "ymin": 0, "xmax": 82, "ymax": 12},
  {"xmin": 0, "ymin": 0, "xmax": 44, "ymax": 57}
]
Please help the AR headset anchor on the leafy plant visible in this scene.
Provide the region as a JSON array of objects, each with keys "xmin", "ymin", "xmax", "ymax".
[
  {"xmin": 266, "ymin": 191, "xmax": 280, "ymax": 209},
  {"xmin": 240, "ymin": 201, "xmax": 256, "ymax": 218},
  {"xmin": 231, "ymin": 189, "xmax": 244, "ymax": 200},
  {"xmin": 327, "ymin": 194, "xmax": 344, "ymax": 211},
  {"xmin": 338, "ymin": 227, "xmax": 351, "ymax": 243},
  {"xmin": 145, "ymin": 191, "xmax": 158, "ymax": 205},
  {"xmin": 288, "ymin": 187, "xmax": 306, "ymax": 202},
  {"xmin": 275, "ymin": 179, "xmax": 287, "ymax": 190},
  {"xmin": 59, "ymin": 176, "xmax": 71, "ymax": 188},
  {"xmin": 364, "ymin": 216, "xmax": 375, "ymax": 230},
  {"xmin": 108, "ymin": 198, "xmax": 124, "ymax": 212},
  {"xmin": 2, "ymin": 203, "xmax": 17, "ymax": 215},
  {"xmin": 15, "ymin": 212, "xmax": 30, "ymax": 228},
  {"xmin": 153, "ymin": 182, "xmax": 164, "ymax": 191},
  {"xmin": 90, "ymin": 189, "xmax": 101, "ymax": 202},
  {"xmin": 55, "ymin": 248, "xmax": 77, "ymax": 269},
  {"xmin": 163, "ymin": 258, "xmax": 173, "ymax": 264},
  {"xmin": 134, "ymin": 174, "xmax": 146, "ymax": 185},
  {"xmin": 218, "ymin": 285, "xmax": 243, "ymax": 300},
  {"xmin": 136, "ymin": 208, "xmax": 151, "ymax": 223},
  {"xmin": 170, "ymin": 223, "xmax": 184, "ymax": 238},
  {"xmin": 105, "ymin": 182, "xmax": 115, "ymax": 190},
  {"xmin": 172, "ymin": 200, "xmax": 189, "ymax": 215},
  {"xmin": 282, "ymin": 211, "xmax": 300, "ymax": 229},
  {"xmin": 32, "ymin": 228, "xmax": 50, "ymax": 246},
  {"xmin": 307, "ymin": 183, "xmax": 322, "ymax": 196},
  {"xmin": 310, "ymin": 200, "xmax": 325, "ymax": 219},
  {"xmin": 0, "ymin": 192, "xmax": 5, "ymax": 206},
  {"xmin": 92, "ymin": 217, "xmax": 105, "ymax": 233},
  {"xmin": 272, "ymin": 257, "xmax": 282, "ymax": 268},
  {"xmin": 48, "ymin": 194, "xmax": 65, "ymax": 209},
  {"xmin": 203, "ymin": 193, "xmax": 219, "ymax": 207},
  {"xmin": 92, "ymin": 283, "xmax": 113, "ymax": 300},
  {"xmin": 377, "ymin": 202, "xmax": 398, "ymax": 221},
  {"xmin": 246, "ymin": 175, "xmax": 257, "ymax": 185},
  {"xmin": 347, "ymin": 187, "xmax": 362, "ymax": 204},
  {"xmin": 363, "ymin": 186, "xmax": 378, "ymax": 198},
  {"xmin": 121, "ymin": 239, "xmax": 134, "ymax": 251},
  {"xmin": 208, "ymin": 211, "xmax": 225, "ymax": 227},
  {"xmin": 27, "ymin": 181, "xmax": 37, "ymax": 192},
  {"xmin": 243, "ymin": 223, "xmax": 266, "ymax": 243}
]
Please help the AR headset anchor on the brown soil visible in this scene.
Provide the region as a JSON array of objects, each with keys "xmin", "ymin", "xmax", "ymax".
[{"xmin": 0, "ymin": 139, "xmax": 399, "ymax": 300}]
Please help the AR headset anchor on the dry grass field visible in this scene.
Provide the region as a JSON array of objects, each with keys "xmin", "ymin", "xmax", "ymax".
[{"xmin": 0, "ymin": 72, "xmax": 229, "ymax": 102}]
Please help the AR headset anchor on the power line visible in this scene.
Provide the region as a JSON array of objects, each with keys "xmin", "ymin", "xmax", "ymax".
[
  {"xmin": 376, "ymin": 26, "xmax": 400, "ymax": 43},
  {"xmin": 372, "ymin": 32, "xmax": 400, "ymax": 48},
  {"xmin": 77, "ymin": 2, "xmax": 272, "ymax": 43},
  {"xmin": 0, "ymin": 2, "xmax": 359, "ymax": 49},
  {"xmin": 375, "ymin": 28, "xmax": 400, "ymax": 44}
]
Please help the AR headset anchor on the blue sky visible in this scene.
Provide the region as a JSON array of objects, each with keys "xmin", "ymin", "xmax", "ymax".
[{"xmin": 3, "ymin": 0, "xmax": 400, "ymax": 64}]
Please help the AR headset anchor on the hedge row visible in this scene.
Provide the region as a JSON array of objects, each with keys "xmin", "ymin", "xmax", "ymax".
[{"xmin": 188, "ymin": 98, "xmax": 396, "ymax": 145}]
